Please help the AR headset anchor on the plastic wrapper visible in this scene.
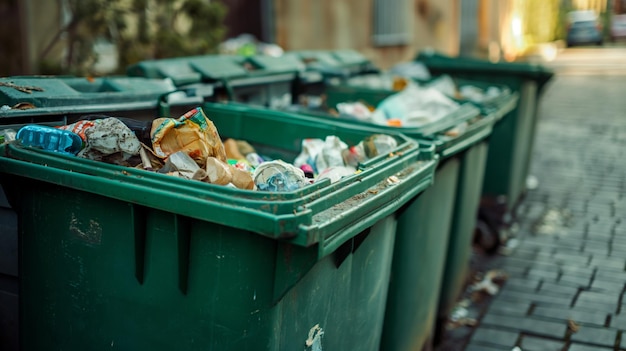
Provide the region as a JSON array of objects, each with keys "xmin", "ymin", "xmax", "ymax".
[
  {"xmin": 246, "ymin": 153, "xmax": 264, "ymax": 168},
  {"xmin": 425, "ymin": 75, "xmax": 459, "ymax": 98},
  {"xmin": 253, "ymin": 160, "xmax": 309, "ymax": 192},
  {"xmin": 0, "ymin": 129, "xmax": 17, "ymax": 144},
  {"xmin": 426, "ymin": 75, "xmax": 505, "ymax": 103},
  {"xmin": 58, "ymin": 120, "xmax": 97, "ymax": 141},
  {"xmin": 459, "ymin": 85, "xmax": 503, "ymax": 103},
  {"xmin": 294, "ymin": 138, "xmax": 325, "ymax": 171},
  {"xmin": 336, "ymin": 102, "xmax": 386, "ymax": 124},
  {"xmin": 219, "ymin": 34, "xmax": 284, "ymax": 57},
  {"xmin": 77, "ymin": 118, "xmax": 141, "ymax": 163},
  {"xmin": 389, "ymin": 61, "xmax": 432, "ymax": 81},
  {"xmin": 374, "ymin": 83, "xmax": 460, "ymax": 127},
  {"xmin": 342, "ymin": 144, "xmax": 367, "ymax": 168},
  {"xmin": 315, "ymin": 136, "xmax": 349, "ymax": 174},
  {"xmin": 151, "ymin": 107, "xmax": 226, "ymax": 167},
  {"xmin": 345, "ymin": 74, "xmax": 409, "ymax": 91},
  {"xmin": 316, "ymin": 166, "xmax": 356, "ymax": 184}
]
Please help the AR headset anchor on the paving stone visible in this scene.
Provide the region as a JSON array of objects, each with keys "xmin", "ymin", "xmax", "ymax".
[
  {"xmin": 609, "ymin": 312, "xmax": 626, "ymax": 329},
  {"xmin": 504, "ymin": 256, "xmax": 564, "ymax": 271},
  {"xmin": 570, "ymin": 325, "xmax": 618, "ymax": 348},
  {"xmin": 503, "ymin": 279, "xmax": 542, "ymax": 293},
  {"xmin": 596, "ymin": 268, "xmax": 626, "ymax": 281},
  {"xmin": 495, "ymin": 289, "xmax": 573, "ymax": 308},
  {"xmin": 526, "ymin": 269, "xmax": 559, "ymax": 282},
  {"xmin": 589, "ymin": 256, "xmax": 626, "ymax": 271},
  {"xmin": 519, "ymin": 335, "xmax": 564, "ymax": 351},
  {"xmin": 576, "ymin": 291, "xmax": 621, "ymax": 306},
  {"xmin": 469, "ymin": 327, "xmax": 518, "ymax": 348},
  {"xmin": 487, "ymin": 300, "xmax": 531, "ymax": 317},
  {"xmin": 611, "ymin": 242, "xmax": 626, "ymax": 255},
  {"xmin": 559, "ymin": 273, "xmax": 594, "ymax": 288},
  {"xmin": 531, "ymin": 306, "xmax": 608, "ymax": 327},
  {"xmin": 552, "ymin": 252, "xmax": 592, "ymax": 267},
  {"xmin": 573, "ymin": 301, "xmax": 618, "ymax": 314},
  {"xmin": 537, "ymin": 281, "xmax": 580, "ymax": 297},
  {"xmin": 582, "ymin": 244, "xmax": 610, "ymax": 256},
  {"xmin": 500, "ymin": 265, "xmax": 529, "ymax": 278},
  {"xmin": 561, "ymin": 266, "xmax": 596, "ymax": 278},
  {"xmin": 481, "ymin": 314, "xmax": 566, "ymax": 339}
]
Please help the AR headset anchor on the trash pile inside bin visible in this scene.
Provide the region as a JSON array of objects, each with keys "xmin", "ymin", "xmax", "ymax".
[
  {"xmin": 293, "ymin": 72, "xmax": 507, "ymax": 130},
  {"xmin": 5, "ymin": 107, "xmax": 400, "ymax": 192}
]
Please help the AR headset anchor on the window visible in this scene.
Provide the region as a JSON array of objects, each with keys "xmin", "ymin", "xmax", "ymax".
[{"xmin": 372, "ymin": 0, "xmax": 411, "ymax": 46}]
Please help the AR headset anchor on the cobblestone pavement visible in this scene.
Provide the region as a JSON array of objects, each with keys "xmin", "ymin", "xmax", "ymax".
[{"xmin": 439, "ymin": 70, "xmax": 626, "ymax": 350}]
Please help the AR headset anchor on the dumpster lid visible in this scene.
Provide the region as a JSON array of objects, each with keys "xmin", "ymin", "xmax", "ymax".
[
  {"xmin": 0, "ymin": 77, "xmax": 177, "ymax": 110},
  {"xmin": 127, "ymin": 55, "xmax": 302, "ymax": 87},
  {"xmin": 0, "ymin": 77, "xmax": 213, "ymax": 125},
  {"xmin": 286, "ymin": 50, "xmax": 378, "ymax": 78},
  {"xmin": 416, "ymin": 50, "xmax": 554, "ymax": 88}
]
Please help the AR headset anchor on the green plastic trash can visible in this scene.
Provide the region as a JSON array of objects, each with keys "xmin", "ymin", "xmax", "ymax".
[
  {"xmin": 0, "ymin": 103, "xmax": 437, "ymax": 351},
  {"xmin": 415, "ymin": 50, "xmax": 554, "ymax": 211},
  {"xmin": 284, "ymin": 57, "xmax": 519, "ymax": 350},
  {"xmin": 0, "ymin": 75, "xmax": 211, "ymax": 351},
  {"xmin": 324, "ymin": 72, "xmax": 521, "ymax": 338},
  {"xmin": 228, "ymin": 89, "xmax": 495, "ymax": 351},
  {"xmin": 127, "ymin": 54, "xmax": 305, "ymax": 109}
]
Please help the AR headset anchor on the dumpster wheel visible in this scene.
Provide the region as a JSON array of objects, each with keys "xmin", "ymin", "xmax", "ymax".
[{"xmin": 474, "ymin": 219, "xmax": 501, "ymax": 254}]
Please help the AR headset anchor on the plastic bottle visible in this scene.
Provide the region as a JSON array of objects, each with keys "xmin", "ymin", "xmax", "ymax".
[
  {"xmin": 16, "ymin": 125, "xmax": 83, "ymax": 155},
  {"xmin": 361, "ymin": 134, "xmax": 398, "ymax": 158}
]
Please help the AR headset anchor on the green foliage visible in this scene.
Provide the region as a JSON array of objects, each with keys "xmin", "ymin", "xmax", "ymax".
[{"xmin": 40, "ymin": 0, "xmax": 227, "ymax": 75}]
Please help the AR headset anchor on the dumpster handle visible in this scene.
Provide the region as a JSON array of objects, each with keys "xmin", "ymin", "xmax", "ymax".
[
  {"xmin": 221, "ymin": 79, "xmax": 236, "ymax": 101},
  {"xmin": 315, "ymin": 175, "xmax": 434, "ymax": 259},
  {"xmin": 301, "ymin": 155, "xmax": 436, "ymax": 259},
  {"xmin": 441, "ymin": 124, "xmax": 492, "ymax": 158}
]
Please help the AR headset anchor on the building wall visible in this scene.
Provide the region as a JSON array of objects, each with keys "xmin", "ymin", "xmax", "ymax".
[
  {"xmin": 273, "ymin": 0, "xmax": 460, "ymax": 69},
  {"xmin": 0, "ymin": 0, "xmax": 26, "ymax": 76},
  {"xmin": 18, "ymin": 0, "xmax": 66, "ymax": 74}
]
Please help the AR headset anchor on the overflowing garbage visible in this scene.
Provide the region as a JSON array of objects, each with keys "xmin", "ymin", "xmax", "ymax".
[
  {"xmin": 219, "ymin": 34, "xmax": 284, "ymax": 57},
  {"xmin": 6, "ymin": 107, "xmax": 400, "ymax": 192},
  {"xmin": 297, "ymin": 72, "xmax": 507, "ymax": 129}
]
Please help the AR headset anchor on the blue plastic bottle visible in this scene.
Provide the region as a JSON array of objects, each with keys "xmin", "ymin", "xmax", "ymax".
[{"xmin": 16, "ymin": 125, "xmax": 83, "ymax": 155}]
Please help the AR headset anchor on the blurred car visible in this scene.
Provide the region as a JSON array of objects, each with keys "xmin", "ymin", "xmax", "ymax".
[
  {"xmin": 566, "ymin": 10, "xmax": 604, "ymax": 47},
  {"xmin": 611, "ymin": 14, "xmax": 626, "ymax": 41}
]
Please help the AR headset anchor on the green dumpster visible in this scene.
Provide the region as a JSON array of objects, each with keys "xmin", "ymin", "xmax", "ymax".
[
  {"xmin": 415, "ymin": 50, "xmax": 554, "ymax": 211},
  {"xmin": 325, "ymin": 72, "xmax": 522, "ymax": 337},
  {"xmin": 0, "ymin": 103, "xmax": 437, "ymax": 351},
  {"xmin": 127, "ymin": 54, "xmax": 305, "ymax": 109},
  {"xmin": 0, "ymin": 75, "xmax": 210, "ymax": 351},
  {"xmin": 224, "ymin": 98, "xmax": 493, "ymax": 351},
  {"xmin": 282, "ymin": 54, "xmax": 516, "ymax": 350}
]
